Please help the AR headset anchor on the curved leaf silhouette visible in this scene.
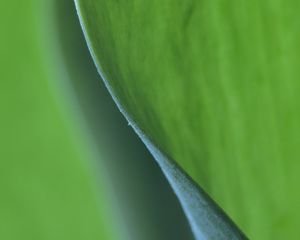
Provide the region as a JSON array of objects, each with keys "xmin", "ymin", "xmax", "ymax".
[{"xmin": 74, "ymin": 0, "xmax": 300, "ymax": 239}]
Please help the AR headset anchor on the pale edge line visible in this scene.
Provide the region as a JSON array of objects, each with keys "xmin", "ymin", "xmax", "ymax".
[{"xmin": 73, "ymin": 1, "xmax": 247, "ymax": 239}]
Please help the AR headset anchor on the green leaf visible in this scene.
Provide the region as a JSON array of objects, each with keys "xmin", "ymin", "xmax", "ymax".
[{"xmin": 75, "ymin": 0, "xmax": 300, "ymax": 239}]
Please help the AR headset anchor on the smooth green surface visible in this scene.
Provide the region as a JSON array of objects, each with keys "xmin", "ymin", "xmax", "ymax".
[
  {"xmin": 0, "ymin": 1, "xmax": 119, "ymax": 239},
  {"xmin": 75, "ymin": 0, "xmax": 300, "ymax": 238}
]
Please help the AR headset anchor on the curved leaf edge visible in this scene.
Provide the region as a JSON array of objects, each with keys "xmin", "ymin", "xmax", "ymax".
[{"xmin": 74, "ymin": 1, "xmax": 248, "ymax": 239}]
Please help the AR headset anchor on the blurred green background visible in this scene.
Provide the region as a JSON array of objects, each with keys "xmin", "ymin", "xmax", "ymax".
[{"xmin": 0, "ymin": 1, "xmax": 193, "ymax": 239}]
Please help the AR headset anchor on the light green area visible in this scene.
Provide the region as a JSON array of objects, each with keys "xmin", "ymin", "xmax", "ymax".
[
  {"xmin": 0, "ymin": 1, "xmax": 119, "ymax": 239},
  {"xmin": 75, "ymin": 0, "xmax": 300, "ymax": 238}
]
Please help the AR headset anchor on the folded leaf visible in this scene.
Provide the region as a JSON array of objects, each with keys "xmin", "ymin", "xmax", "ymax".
[{"xmin": 75, "ymin": 0, "xmax": 300, "ymax": 239}]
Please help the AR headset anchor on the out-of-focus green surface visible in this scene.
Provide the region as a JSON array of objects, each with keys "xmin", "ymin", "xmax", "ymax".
[
  {"xmin": 0, "ymin": 1, "xmax": 119, "ymax": 239},
  {"xmin": 75, "ymin": 0, "xmax": 300, "ymax": 239}
]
